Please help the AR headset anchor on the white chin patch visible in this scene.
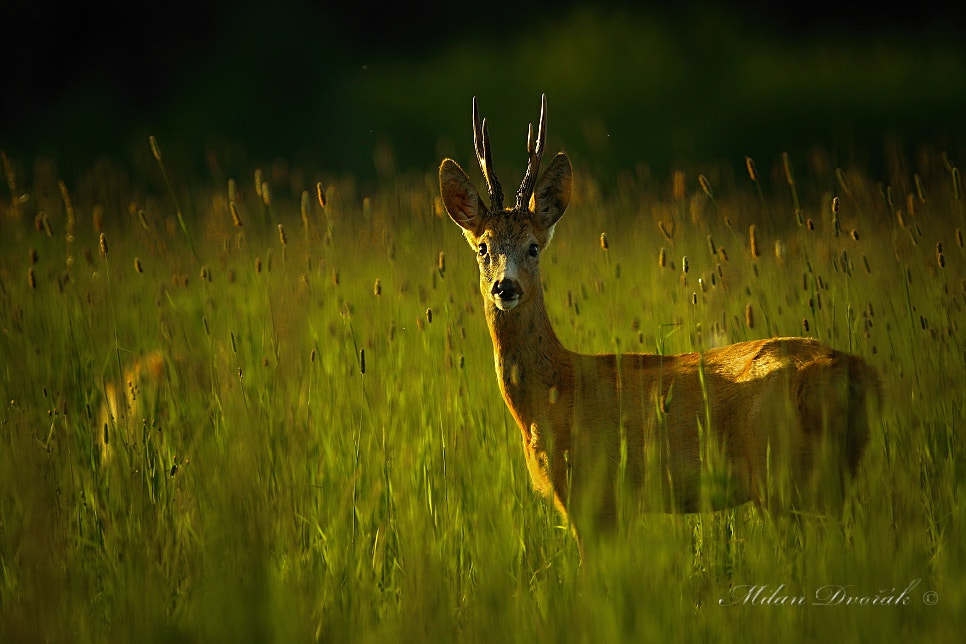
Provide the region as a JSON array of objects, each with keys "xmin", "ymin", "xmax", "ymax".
[{"xmin": 493, "ymin": 296, "xmax": 520, "ymax": 311}]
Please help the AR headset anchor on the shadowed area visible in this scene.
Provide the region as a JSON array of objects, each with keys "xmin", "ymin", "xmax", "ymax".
[{"xmin": 3, "ymin": 1, "xmax": 964, "ymax": 180}]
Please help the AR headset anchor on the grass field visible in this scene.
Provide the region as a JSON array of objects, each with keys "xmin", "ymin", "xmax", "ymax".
[{"xmin": 1, "ymin": 140, "xmax": 964, "ymax": 641}]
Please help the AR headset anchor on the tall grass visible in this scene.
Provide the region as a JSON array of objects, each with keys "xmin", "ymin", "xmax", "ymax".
[{"xmin": 0, "ymin": 143, "xmax": 963, "ymax": 641}]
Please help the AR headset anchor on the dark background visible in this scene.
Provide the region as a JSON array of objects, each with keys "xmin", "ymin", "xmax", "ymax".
[{"xmin": 4, "ymin": 0, "xmax": 965, "ymax": 181}]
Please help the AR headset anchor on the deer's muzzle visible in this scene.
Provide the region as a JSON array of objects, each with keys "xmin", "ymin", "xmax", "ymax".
[{"xmin": 491, "ymin": 279, "xmax": 521, "ymax": 310}]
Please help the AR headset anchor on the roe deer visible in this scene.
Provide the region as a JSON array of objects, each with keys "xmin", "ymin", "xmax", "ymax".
[{"xmin": 438, "ymin": 95, "xmax": 880, "ymax": 545}]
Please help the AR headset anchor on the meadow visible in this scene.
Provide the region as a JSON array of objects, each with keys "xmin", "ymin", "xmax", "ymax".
[{"xmin": 0, "ymin": 138, "xmax": 964, "ymax": 641}]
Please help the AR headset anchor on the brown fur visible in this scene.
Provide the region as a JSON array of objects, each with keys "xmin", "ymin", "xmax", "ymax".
[{"xmin": 440, "ymin": 98, "xmax": 880, "ymax": 545}]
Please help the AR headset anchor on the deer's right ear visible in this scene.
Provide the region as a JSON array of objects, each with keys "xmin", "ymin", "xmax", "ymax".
[
  {"xmin": 532, "ymin": 153, "xmax": 572, "ymax": 232},
  {"xmin": 439, "ymin": 159, "xmax": 486, "ymax": 234}
]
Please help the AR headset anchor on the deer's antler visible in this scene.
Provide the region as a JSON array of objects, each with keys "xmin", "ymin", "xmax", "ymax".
[
  {"xmin": 515, "ymin": 93, "xmax": 547, "ymax": 212},
  {"xmin": 473, "ymin": 97, "xmax": 504, "ymax": 211}
]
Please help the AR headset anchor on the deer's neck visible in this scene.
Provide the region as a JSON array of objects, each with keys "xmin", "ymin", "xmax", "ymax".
[{"xmin": 484, "ymin": 286, "xmax": 570, "ymax": 430}]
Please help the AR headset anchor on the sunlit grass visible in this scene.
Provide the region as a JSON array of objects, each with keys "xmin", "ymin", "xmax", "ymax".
[{"xmin": 0, "ymin": 142, "xmax": 963, "ymax": 641}]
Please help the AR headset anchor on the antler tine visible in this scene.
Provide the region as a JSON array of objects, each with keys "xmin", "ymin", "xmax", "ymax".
[
  {"xmin": 472, "ymin": 96, "xmax": 504, "ymax": 211},
  {"xmin": 515, "ymin": 93, "xmax": 547, "ymax": 211}
]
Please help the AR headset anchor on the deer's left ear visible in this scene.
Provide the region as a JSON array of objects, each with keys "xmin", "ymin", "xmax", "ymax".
[
  {"xmin": 532, "ymin": 153, "xmax": 572, "ymax": 232},
  {"xmin": 440, "ymin": 159, "xmax": 486, "ymax": 234}
]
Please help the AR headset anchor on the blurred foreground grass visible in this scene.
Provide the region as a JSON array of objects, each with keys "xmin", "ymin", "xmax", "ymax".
[{"xmin": 0, "ymin": 141, "xmax": 964, "ymax": 641}]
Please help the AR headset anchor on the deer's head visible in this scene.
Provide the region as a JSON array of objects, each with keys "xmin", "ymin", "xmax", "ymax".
[{"xmin": 440, "ymin": 95, "xmax": 572, "ymax": 312}]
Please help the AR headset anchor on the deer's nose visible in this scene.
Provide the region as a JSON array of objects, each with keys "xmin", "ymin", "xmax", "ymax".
[{"xmin": 491, "ymin": 279, "xmax": 520, "ymax": 301}]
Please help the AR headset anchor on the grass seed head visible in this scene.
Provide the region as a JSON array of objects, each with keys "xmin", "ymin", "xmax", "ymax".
[
  {"xmin": 134, "ymin": 257, "xmax": 143, "ymax": 273},
  {"xmin": 749, "ymin": 224, "xmax": 760, "ymax": 259},
  {"xmin": 744, "ymin": 156, "xmax": 758, "ymax": 182},
  {"xmin": 230, "ymin": 202, "xmax": 243, "ymax": 227},
  {"xmin": 600, "ymin": 232, "xmax": 609, "ymax": 250},
  {"xmin": 149, "ymin": 135, "xmax": 162, "ymax": 161},
  {"xmin": 782, "ymin": 152, "xmax": 795, "ymax": 185},
  {"xmin": 698, "ymin": 174, "xmax": 714, "ymax": 199},
  {"xmin": 835, "ymin": 168, "xmax": 851, "ymax": 197},
  {"xmin": 59, "ymin": 180, "xmax": 75, "ymax": 230},
  {"xmin": 839, "ymin": 250, "xmax": 851, "ymax": 275},
  {"xmin": 92, "ymin": 206, "xmax": 104, "ymax": 234},
  {"xmin": 658, "ymin": 247, "xmax": 666, "ymax": 268},
  {"xmin": 35, "ymin": 213, "xmax": 52, "ymax": 237},
  {"xmin": 745, "ymin": 302, "xmax": 755, "ymax": 329},
  {"xmin": 672, "ymin": 170, "xmax": 685, "ymax": 200},
  {"xmin": 1, "ymin": 151, "xmax": 15, "ymax": 194},
  {"xmin": 317, "ymin": 181, "xmax": 327, "ymax": 208},
  {"xmin": 774, "ymin": 240, "xmax": 786, "ymax": 262},
  {"xmin": 277, "ymin": 223, "xmax": 287, "ymax": 246},
  {"xmin": 658, "ymin": 220, "xmax": 674, "ymax": 241},
  {"xmin": 301, "ymin": 190, "xmax": 310, "ymax": 229},
  {"xmin": 99, "ymin": 233, "xmax": 108, "ymax": 257}
]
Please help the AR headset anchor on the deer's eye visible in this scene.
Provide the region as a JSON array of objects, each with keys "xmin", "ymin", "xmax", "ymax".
[
  {"xmin": 478, "ymin": 243, "xmax": 488, "ymax": 257},
  {"xmin": 528, "ymin": 243, "xmax": 539, "ymax": 258}
]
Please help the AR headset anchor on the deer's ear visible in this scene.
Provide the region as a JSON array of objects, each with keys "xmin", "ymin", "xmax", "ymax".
[
  {"xmin": 440, "ymin": 159, "xmax": 486, "ymax": 234},
  {"xmin": 532, "ymin": 153, "xmax": 572, "ymax": 232}
]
